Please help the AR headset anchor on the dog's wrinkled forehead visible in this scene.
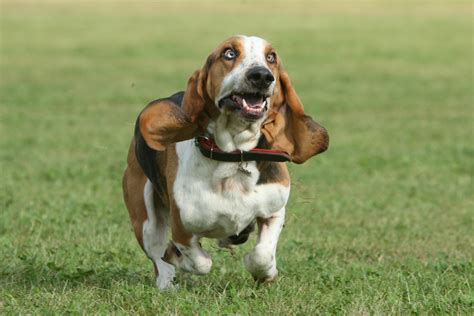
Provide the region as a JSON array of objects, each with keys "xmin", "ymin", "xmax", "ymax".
[{"xmin": 238, "ymin": 36, "xmax": 268, "ymax": 68}]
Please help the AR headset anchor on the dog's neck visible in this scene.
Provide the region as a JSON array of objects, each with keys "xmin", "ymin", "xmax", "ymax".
[{"xmin": 207, "ymin": 108, "xmax": 266, "ymax": 152}]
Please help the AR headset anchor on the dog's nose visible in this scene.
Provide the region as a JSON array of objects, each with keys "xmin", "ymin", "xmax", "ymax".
[{"xmin": 246, "ymin": 66, "xmax": 275, "ymax": 88}]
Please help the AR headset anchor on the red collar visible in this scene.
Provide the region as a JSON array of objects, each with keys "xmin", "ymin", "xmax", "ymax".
[{"xmin": 194, "ymin": 136, "xmax": 291, "ymax": 162}]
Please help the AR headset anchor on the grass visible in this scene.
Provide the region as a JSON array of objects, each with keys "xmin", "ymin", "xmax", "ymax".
[{"xmin": 1, "ymin": 0, "xmax": 473, "ymax": 314}]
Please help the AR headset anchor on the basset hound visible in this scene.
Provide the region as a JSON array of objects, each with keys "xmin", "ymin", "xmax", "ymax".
[{"xmin": 122, "ymin": 35, "xmax": 329, "ymax": 289}]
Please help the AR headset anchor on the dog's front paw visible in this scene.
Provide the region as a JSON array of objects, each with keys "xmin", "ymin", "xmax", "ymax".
[
  {"xmin": 244, "ymin": 246, "xmax": 278, "ymax": 282},
  {"xmin": 177, "ymin": 247, "xmax": 213, "ymax": 275},
  {"xmin": 190, "ymin": 255, "xmax": 213, "ymax": 275}
]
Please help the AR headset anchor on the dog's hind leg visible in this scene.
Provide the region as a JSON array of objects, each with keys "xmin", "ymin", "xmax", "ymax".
[
  {"xmin": 142, "ymin": 179, "xmax": 176, "ymax": 289},
  {"xmin": 123, "ymin": 139, "xmax": 176, "ymax": 289}
]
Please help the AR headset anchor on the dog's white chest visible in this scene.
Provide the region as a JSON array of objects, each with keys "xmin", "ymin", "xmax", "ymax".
[{"xmin": 173, "ymin": 140, "xmax": 290, "ymax": 238}]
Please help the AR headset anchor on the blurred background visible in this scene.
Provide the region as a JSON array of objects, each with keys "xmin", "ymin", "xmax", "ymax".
[{"xmin": 1, "ymin": 0, "xmax": 472, "ymax": 314}]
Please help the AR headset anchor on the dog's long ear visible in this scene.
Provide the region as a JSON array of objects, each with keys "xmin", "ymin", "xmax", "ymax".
[
  {"xmin": 139, "ymin": 65, "xmax": 216, "ymax": 151},
  {"xmin": 182, "ymin": 54, "xmax": 221, "ymax": 123},
  {"xmin": 182, "ymin": 69, "xmax": 209, "ymax": 123},
  {"xmin": 262, "ymin": 70, "xmax": 329, "ymax": 164}
]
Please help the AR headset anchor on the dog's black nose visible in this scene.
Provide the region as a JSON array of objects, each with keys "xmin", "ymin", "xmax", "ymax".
[{"xmin": 246, "ymin": 66, "xmax": 275, "ymax": 88}]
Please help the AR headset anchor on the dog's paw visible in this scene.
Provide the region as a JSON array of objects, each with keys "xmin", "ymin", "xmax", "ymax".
[
  {"xmin": 244, "ymin": 246, "xmax": 278, "ymax": 282},
  {"xmin": 253, "ymin": 270, "xmax": 278, "ymax": 284},
  {"xmin": 187, "ymin": 254, "xmax": 212, "ymax": 275},
  {"xmin": 177, "ymin": 248, "xmax": 213, "ymax": 275}
]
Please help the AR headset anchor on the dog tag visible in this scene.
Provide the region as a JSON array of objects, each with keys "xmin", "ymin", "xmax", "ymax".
[{"xmin": 238, "ymin": 162, "xmax": 252, "ymax": 176}]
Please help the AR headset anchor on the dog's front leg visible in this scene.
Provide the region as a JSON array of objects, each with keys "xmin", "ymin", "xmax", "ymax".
[
  {"xmin": 165, "ymin": 204, "xmax": 213, "ymax": 275},
  {"xmin": 244, "ymin": 208, "xmax": 285, "ymax": 282},
  {"xmin": 173, "ymin": 237, "xmax": 213, "ymax": 275}
]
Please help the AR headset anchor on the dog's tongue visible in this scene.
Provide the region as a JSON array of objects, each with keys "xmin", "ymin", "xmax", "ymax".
[{"xmin": 244, "ymin": 95, "xmax": 264, "ymax": 108}]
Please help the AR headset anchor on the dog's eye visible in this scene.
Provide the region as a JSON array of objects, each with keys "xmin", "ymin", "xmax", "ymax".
[
  {"xmin": 266, "ymin": 52, "xmax": 276, "ymax": 64},
  {"xmin": 223, "ymin": 48, "xmax": 237, "ymax": 60}
]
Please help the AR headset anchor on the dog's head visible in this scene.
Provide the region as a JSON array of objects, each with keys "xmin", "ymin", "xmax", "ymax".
[
  {"xmin": 206, "ymin": 36, "xmax": 277, "ymax": 121},
  {"xmin": 140, "ymin": 35, "xmax": 328, "ymax": 163}
]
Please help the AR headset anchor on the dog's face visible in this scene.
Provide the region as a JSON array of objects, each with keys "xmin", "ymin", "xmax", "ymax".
[{"xmin": 204, "ymin": 36, "xmax": 279, "ymax": 122}]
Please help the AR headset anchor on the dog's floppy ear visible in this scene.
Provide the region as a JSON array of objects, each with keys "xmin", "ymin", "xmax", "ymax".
[
  {"xmin": 182, "ymin": 69, "xmax": 209, "ymax": 123},
  {"xmin": 262, "ymin": 70, "xmax": 329, "ymax": 164},
  {"xmin": 139, "ymin": 64, "xmax": 217, "ymax": 151}
]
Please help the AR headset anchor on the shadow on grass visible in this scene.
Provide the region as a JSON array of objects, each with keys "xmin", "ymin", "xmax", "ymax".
[{"xmin": 1, "ymin": 257, "xmax": 154, "ymax": 291}]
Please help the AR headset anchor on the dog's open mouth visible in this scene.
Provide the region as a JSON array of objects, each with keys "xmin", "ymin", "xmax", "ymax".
[{"xmin": 218, "ymin": 93, "xmax": 268, "ymax": 119}]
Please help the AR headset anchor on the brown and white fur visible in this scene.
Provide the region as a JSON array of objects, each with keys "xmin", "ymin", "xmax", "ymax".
[{"xmin": 122, "ymin": 35, "xmax": 329, "ymax": 289}]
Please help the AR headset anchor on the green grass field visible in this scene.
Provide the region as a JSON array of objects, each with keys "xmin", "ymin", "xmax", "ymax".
[{"xmin": 1, "ymin": 0, "xmax": 472, "ymax": 314}]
